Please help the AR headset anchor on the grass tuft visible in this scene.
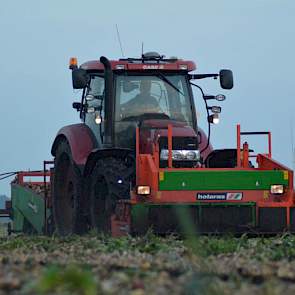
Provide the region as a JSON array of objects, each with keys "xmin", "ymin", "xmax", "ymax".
[{"xmin": 33, "ymin": 265, "xmax": 99, "ymax": 295}]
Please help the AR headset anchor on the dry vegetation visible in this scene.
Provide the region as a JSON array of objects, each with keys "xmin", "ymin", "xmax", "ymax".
[{"xmin": 1, "ymin": 227, "xmax": 295, "ymax": 294}]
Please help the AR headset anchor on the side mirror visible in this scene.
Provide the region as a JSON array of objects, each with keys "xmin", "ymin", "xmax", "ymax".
[
  {"xmin": 72, "ymin": 102, "xmax": 82, "ymax": 111},
  {"xmin": 72, "ymin": 68, "xmax": 89, "ymax": 89},
  {"xmin": 219, "ymin": 69, "xmax": 233, "ymax": 90}
]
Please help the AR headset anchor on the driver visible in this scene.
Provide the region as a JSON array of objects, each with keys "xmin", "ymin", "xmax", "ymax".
[{"xmin": 120, "ymin": 79, "xmax": 161, "ymax": 118}]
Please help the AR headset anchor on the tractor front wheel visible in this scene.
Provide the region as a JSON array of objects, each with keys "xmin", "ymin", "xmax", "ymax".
[{"xmin": 86, "ymin": 157, "xmax": 134, "ymax": 234}]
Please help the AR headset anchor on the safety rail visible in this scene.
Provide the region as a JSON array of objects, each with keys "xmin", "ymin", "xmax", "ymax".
[
  {"xmin": 16, "ymin": 161, "xmax": 54, "ymax": 184},
  {"xmin": 237, "ymin": 124, "xmax": 272, "ymax": 168},
  {"xmin": 135, "ymin": 125, "xmax": 172, "ymax": 190},
  {"xmin": 16, "ymin": 171, "xmax": 51, "ymax": 185},
  {"xmin": 135, "ymin": 124, "xmax": 174, "ymax": 173},
  {"xmin": 43, "ymin": 161, "xmax": 54, "ymax": 234}
]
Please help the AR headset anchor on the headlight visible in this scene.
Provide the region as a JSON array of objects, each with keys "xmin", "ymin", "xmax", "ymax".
[
  {"xmin": 160, "ymin": 149, "xmax": 200, "ymax": 161},
  {"xmin": 137, "ymin": 186, "xmax": 151, "ymax": 195},
  {"xmin": 270, "ymin": 185, "xmax": 284, "ymax": 195},
  {"xmin": 186, "ymin": 151, "xmax": 198, "ymax": 160}
]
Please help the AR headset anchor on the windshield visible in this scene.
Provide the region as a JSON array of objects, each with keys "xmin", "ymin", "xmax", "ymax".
[{"xmin": 115, "ymin": 74, "xmax": 193, "ymax": 125}]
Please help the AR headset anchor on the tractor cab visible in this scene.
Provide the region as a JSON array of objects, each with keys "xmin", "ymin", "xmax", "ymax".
[
  {"xmin": 70, "ymin": 52, "xmax": 233, "ymax": 162},
  {"xmin": 114, "ymin": 72, "xmax": 195, "ymax": 150}
]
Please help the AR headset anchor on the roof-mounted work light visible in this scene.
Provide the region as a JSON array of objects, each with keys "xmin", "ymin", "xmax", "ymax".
[
  {"xmin": 69, "ymin": 57, "xmax": 78, "ymax": 70},
  {"xmin": 208, "ymin": 113, "xmax": 220, "ymax": 124}
]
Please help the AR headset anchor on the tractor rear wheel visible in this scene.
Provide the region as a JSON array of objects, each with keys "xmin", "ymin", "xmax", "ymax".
[
  {"xmin": 52, "ymin": 140, "xmax": 85, "ymax": 235},
  {"xmin": 86, "ymin": 157, "xmax": 134, "ymax": 234}
]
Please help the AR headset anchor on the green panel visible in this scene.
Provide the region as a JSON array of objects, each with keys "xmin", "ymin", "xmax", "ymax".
[
  {"xmin": 11, "ymin": 207, "xmax": 25, "ymax": 232},
  {"xmin": 159, "ymin": 170, "xmax": 289, "ymax": 191},
  {"xmin": 11, "ymin": 184, "xmax": 49, "ymax": 234}
]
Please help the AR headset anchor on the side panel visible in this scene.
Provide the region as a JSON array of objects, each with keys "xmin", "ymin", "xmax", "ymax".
[
  {"xmin": 159, "ymin": 170, "xmax": 289, "ymax": 191},
  {"xmin": 11, "ymin": 184, "xmax": 48, "ymax": 234},
  {"xmin": 51, "ymin": 123, "xmax": 97, "ymax": 166}
]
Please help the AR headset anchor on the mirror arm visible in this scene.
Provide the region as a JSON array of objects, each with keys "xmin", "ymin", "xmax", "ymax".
[
  {"xmin": 79, "ymin": 87, "xmax": 86, "ymax": 118},
  {"xmin": 189, "ymin": 73, "xmax": 219, "ymax": 80},
  {"xmin": 190, "ymin": 82, "xmax": 211, "ymax": 155}
]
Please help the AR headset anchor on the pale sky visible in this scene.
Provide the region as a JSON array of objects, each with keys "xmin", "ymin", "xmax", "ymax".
[{"xmin": 0, "ymin": 0, "xmax": 295, "ymax": 195}]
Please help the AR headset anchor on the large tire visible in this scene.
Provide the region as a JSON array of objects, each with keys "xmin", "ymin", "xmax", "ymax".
[
  {"xmin": 86, "ymin": 157, "xmax": 134, "ymax": 234},
  {"xmin": 52, "ymin": 140, "xmax": 85, "ymax": 235}
]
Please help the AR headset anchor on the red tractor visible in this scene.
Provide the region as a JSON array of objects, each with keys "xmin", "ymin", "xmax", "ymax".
[{"xmin": 50, "ymin": 52, "xmax": 294, "ymax": 236}]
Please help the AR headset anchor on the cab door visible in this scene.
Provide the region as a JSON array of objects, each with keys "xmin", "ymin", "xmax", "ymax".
[{"xmin": 84, "ymin": 75, "xmax": 105, "ymax": 146}]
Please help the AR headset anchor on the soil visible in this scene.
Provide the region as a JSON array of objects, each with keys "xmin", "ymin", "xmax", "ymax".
[{"xmin": 0, "ymin": 230, "xmax": 295, "ymax": 294}]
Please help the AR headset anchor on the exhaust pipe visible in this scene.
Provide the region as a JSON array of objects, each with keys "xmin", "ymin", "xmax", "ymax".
[{"xmin": 100, "ymin": 56, "xmax": 114, "ymax": 146}]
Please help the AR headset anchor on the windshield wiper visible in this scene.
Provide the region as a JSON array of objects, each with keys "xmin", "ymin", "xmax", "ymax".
[{"xmin": 156, "ymin": 73, "xmax": 184, "ymax": 96}]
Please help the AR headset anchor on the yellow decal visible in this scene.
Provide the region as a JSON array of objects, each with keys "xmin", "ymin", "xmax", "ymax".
[
  {"xmin": 156, "ymin": 192, "xmax": 162, "ymax": 200},
  {"xmin": 263, "ymin": 191, "xmax": 269, "ymax": 200},
  {"xmin": 283, "ymin": 171, "xmax": 289, "ymax": 180},
  {"xmin": 159, "ymin": 171, "xmax": 164, "ymax": 181}
]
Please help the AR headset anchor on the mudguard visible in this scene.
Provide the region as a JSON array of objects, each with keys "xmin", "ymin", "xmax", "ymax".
[
  {"xmin": 83, "ymin": 148, "xmax": 134, "ymax": 177},
  {"xmin": 51, "ymin": 123, "xmax": 98, "ymax": 167}
]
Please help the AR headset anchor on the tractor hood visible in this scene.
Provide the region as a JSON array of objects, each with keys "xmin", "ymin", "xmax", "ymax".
[
  {"xmin": 140, "ymin": 119, "xmax": 192, "ymax": 131},
  {"xmin": 139, "ymin": 119, "xmax": 198, "ymax": 155}
]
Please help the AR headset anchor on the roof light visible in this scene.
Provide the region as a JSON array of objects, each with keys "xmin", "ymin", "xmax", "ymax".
[
  {"xmin": 69, "ymin": 57, "xmax": 78, "ymax": 70},
  {"xmin": 179, "ymin": 64, "xmax": 188, "ymax": 70},
  {"xmin": 209, "ymin": 106, "xmax": 222, "ymax": 114},
  {"xmin": 85, "ymin": 94, "xmax": 95, "ymax": 101},
  {"xmin": 116, "ymin": 64, "xmax": 125, "ymax": 70},
  {"xmin": 94, "ymin": 112, "xmax": 102, "ymax": 125},
  {"xmin": 215, "ymin": 94, "xmax": 226, "ymax": 101},
  {"xmin": 270, "ymin": 185, "xmax": 284, "ymax": 195},
  {"xmin": 87, "ymin": 107, "xmax": 95, "ymax": 113},
  {"xmin": 213, "ymin": 114, "xmax": 220, "ymax": 124},
  {"xmin": 208, "ymin": 113, "xmax": 220, "ymax": 124}
]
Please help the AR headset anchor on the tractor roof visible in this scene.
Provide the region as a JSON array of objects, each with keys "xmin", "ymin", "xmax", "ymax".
[{"xmin": 80, "ymin": 52, "xmax": 196, "ymax": 72}]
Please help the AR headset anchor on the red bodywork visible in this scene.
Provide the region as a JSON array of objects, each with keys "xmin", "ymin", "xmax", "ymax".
[
  {"xmin": 51, "ymin": 124, "xmax": 97, "ymax": 166},
  {"xmin": 81, "ymin": 60, "xmax": 196, "ymax": 72},
  {"xmin": 198, "ymin": 128, "xmax": 213, "ymax": 160},
  {"xmin": 139, "ymin": 119, "xmax": 198, "ymax": 154},
  {"xmin": 138, "ymin": 119, "xmax": 211, "ymax": 158}
]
